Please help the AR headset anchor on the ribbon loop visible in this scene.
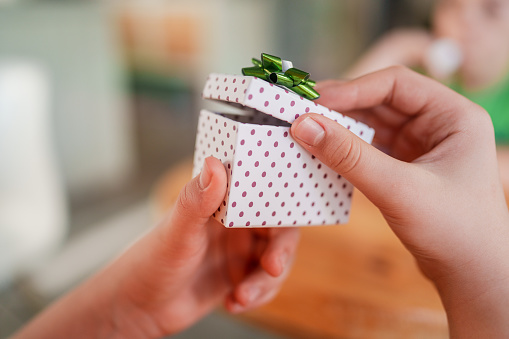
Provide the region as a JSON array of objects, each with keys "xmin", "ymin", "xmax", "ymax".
[
  {"xmin": 242, "ymin": 53, "xmax": 320, "ymax": 100},
  {"xmin": 270, "ymin": 73, "xmax": 293, "ymax": 88},
  {"xmin": 285, "ymin": 68, "xmax": 309, "ymax": 86},
  {"xmin": 261, "ymin": 54, "xmax": 283, "ymax": 73},
  {"xmin": 251, "ymin": 58, "xmax": 262, "ymax": 68},
  {"xmin": 242, "ymin": 65, "xmax": 266, "ymax": 79}
]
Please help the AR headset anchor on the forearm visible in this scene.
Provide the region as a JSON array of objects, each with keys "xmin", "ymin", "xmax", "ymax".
[
  {"xmin": 433, "ymin": 228, "xmax": 509, "ymax": 338},
  {"xmin": 439, "ymin": 278, "xmax": 509, "ymax": 337},
  {"xmin": 11, "ymin": 275, "xmax": 118, "ymax": 339},
  {"xmin": 11, "ymin": 243, "xmax": 163, "ymax": 339},
  {"xmin": 345, "ymin": 29, "xmax": 432, "ymax": 79},
  {"xmin": 345, "ymin": 43, "xmax": 410, "ymax": 79}
]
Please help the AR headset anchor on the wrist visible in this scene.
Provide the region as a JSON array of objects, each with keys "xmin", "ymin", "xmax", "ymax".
[
  {"xmin": 12, "ymin": 272, "xmax": 129, "ymax": 339},
  {"xmin": 431, "ymin": 225, "xmax": 509, "ymax": 337},
  {"xmin": 92, "ymin": 233, "xmax": 169, "ymax": 339}
]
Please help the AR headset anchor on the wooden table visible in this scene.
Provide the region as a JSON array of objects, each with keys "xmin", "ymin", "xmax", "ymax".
[{"xmin": 152, "ymin": 155, "xmax": 507, "ymax": 339}]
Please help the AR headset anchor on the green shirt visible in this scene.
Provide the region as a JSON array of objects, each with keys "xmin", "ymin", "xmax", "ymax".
[{"xmin": 450, "ymin": 78, "xmax": 509, "ymax": 144}]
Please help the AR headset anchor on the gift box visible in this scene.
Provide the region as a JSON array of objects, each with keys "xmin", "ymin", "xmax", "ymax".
[{"xmin": 193, "ymin": 73, "xmax": 374, "ymax": 227}]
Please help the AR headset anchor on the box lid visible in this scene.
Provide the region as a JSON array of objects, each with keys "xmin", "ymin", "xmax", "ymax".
[{"xmin": 202, "ymin": 73, "xmax": 375, "ymax": 144}]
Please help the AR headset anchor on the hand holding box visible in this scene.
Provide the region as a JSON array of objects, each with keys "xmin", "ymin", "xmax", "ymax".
[{"xmin": 193, "ymin": 63, "xmax": 374, "ymax": 228}]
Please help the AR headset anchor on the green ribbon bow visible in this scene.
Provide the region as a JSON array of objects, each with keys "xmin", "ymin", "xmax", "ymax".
[{"xmin": 242, "ymin": 53, "xmax": 320, "ymax": 100}]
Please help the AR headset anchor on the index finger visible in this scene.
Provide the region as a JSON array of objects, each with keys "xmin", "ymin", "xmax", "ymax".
[{"xmin": 316, "ymin": 66, "xmax": 473, "ymax": 118}]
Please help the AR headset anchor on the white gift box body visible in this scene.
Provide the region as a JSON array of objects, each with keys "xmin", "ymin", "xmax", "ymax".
[{"xmin": 193, "ymin": 73, "xmax": 374, "ymax": 227}]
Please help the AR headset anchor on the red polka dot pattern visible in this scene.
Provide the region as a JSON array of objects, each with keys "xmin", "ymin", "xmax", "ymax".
[
  {"xmin": 202, "ymin": 73, "xmax": 375, "ymax": 144},
  {"xmin": 193, "ymin": 110, "xmax": 238, "ymax": 225},
  {"xmin": 194, "ymin": 109, "xmax": 356, "ymax": 227},
  {"xmin": 193, "ymin": 73, "xmax": 376, "ymax": 228}
]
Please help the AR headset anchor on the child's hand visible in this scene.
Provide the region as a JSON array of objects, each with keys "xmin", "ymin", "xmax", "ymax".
[
  {"xmin": 14, "ymin": 157, "xmax": 299, "ymax": 339},
  {"xmin": 109, "ymin": 156, "xmax": 300, "ymax": 337},
  {"xmin": 292, "ymin": 66, "xmax": 509, "ymax": 337}
]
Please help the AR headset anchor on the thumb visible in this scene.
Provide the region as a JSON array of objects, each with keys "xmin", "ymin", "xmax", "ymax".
[
  {"xmin": 164, "ymin": 156, "xmax": 227, "ymax": 246},
  {"xmin": 290, "ymin": 114, "xmax": 411, "ymax": 208}
]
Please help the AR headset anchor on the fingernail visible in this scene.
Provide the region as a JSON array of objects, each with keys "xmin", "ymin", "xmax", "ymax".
[
  {"xmin": 294, "ymin": 117, "xmax": 325, "ymax": 146},
  {"xmin": 247, "ymin": 286, "xmax": 260, "ymax": 303},
  {"xmin": 199, "ymin": 159, "xmax": 212, "ymax": 190}
]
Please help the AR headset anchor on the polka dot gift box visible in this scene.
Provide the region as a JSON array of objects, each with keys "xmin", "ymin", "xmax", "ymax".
[{"xmin": 193, "ymin": 72, "xmax": 374, "ymax": 227}]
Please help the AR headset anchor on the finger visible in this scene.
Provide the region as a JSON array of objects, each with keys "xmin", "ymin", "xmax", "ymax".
[
  {"xmin": 290, "ymin": 113, "xmax": 413, "ymax": 209},
  {"xmin": 226, "ymin": 229, "xmax": 256, "ymax": 286},
  {"xmin": 314, "ymin": 79, "xmax": 346, "ymax": 93},
  {"xmin": 225, "ymin": 266, "xmax": 287, "ymax": 314},
  {"xmin": 316, "ymin": 66, "xmax": 473, "ymax": 119},
  {"xmin": 260, "ymin": 228, "xmax": 300, "ymax": 277},
  {"xmin": 162, "ymin": 157, "xmax": 227, "ymax": 255},
  {"xmin": 224, "ymin": 228, "xmax": 300, "ymax": 313}
]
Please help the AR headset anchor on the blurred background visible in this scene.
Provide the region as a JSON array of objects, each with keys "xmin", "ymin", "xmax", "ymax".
[{"xmin": 0, "ymin": 0, "xmax": 433, "ymax": 337}]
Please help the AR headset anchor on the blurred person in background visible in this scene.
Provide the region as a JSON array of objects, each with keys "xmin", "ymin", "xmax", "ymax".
[{"xmin": 345, "ymin": 0, "xmax": 509, "ymax": 166}]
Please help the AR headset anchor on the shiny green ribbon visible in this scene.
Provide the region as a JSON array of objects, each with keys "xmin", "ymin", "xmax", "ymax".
[{"xmin": 242, "ymin": 53, "xmax": 320, "ymax": 100}]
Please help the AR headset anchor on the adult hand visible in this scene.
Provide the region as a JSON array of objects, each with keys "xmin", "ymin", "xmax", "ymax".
[
  {"xmin": 291, "ymin": 66, "xmax": 509, "ymax": 337},
  {"xmin": 14, "ymin": 157, "xmax": 299, "ymax": 339}
]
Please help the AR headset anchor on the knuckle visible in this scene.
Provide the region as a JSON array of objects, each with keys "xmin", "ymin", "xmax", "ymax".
[
  {"xmin": 461, "ymin": 102, "xmax": 495, "ymax": 138},
  {"xmin": 388, "ymin": 64, "xmax": 408, "ymax": 73},
  {"xmin": 326, "ymin": 135, "xmax": 362, "ymax": 175},
  {"xmin": 382, "ymin": 65, "xmax": 413, "ymax": 80},
  {"xmin": 175, "ymin": 181, "xmax": 199, "ymax": 218},
  {"xmin": 476, "ymin": 106, "xmax": 494, "ymax": 129}
]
